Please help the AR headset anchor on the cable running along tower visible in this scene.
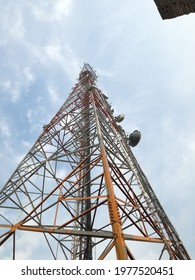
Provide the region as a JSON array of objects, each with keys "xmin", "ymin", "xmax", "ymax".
[{"xmin": 0, "ymin": 64, "xmax": 191, "ymax": 260}]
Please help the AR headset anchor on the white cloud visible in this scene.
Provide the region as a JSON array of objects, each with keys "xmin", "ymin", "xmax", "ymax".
[
  {"xmin": 0, "ymin": 0, "xmax": 79, "ymax": 104},
  {"xmin": 43, "ymin": 41, "xmax": 80, "ymax": 81},
  {"xmin": 0, "ymin": 80, "xmax": 11, "ymax": 91},
  {"xmin": 54, "ymin": 0, "xmax": 73, "ymax": 20},
  {"xmin": 48, "ymin": 84, "xmax": 60, "ymax": 104},
  {"xmin": 96, "ymin": 67, "xmax": 116, "ymax": 78},
  {"xmin": 45, "ymin": 44, "xmax": 62, "ymax": 62},
  {"xmin": 0, "ymin": 117, "xmax": 11, "ymax": 138},
  {"xmin": 0, "ymin": 66, "xmax": 35, "ymax": 102},
  {"xmin": 31, "ymin": 0, "xmax": 73, "ymax": 22},
  {"xmin": 10, "ymin": 9, "xmax": 25, "ymax": 40},
  {"xmin": 0, "ymin": 6, "xmax": 25, "ymax": 41},
  {"xmin": 10, "ymin": 88, "xmax": 21, "ymax": 102},
  {"xmin": 23, "ymin": 67, "xmax": 35, "ymax": 85},
  {"xmin": 15, "ymin": 231, "xmax": 44, "ymax": 259}
]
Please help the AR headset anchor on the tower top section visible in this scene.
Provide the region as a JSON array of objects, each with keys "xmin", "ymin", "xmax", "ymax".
[{"xmin": 79, "ymin": 63, "xmax": 97, "ymax": 85}]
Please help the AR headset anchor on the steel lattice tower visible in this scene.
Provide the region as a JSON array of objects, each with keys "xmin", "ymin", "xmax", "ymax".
[{"xmin": 0, "ymin": 64, "xmax": 190, "ymax": 260}]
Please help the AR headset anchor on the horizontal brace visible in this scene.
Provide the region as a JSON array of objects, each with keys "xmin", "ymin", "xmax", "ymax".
[
  {"xmin": 0, "ymin": 224, "xmax": 13, "ymax": 229},
  {"xmin": 60, "ymin": 195, "xmax": 107, "ymax": 201},
  {"xmin": 50, "ymin": 144, "xmax": 99, "ymax": 161},
  {"xmin": 16, "ymin": 225, "xmax": 164, "ymax": 244}
]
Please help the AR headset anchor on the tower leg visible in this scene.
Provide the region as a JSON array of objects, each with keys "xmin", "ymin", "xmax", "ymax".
[
  {"xmin": 101, "ymin": 147, "xmax": 128, "ymax": 260},
  {"xmin": 92, "ymin": 93, "xmax": 128, "ymax": 260}
]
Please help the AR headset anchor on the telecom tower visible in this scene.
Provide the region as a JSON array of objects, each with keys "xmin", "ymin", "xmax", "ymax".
[{"xmin": 0, "ymin": 64, "xmax": 190, "ymax": 260}]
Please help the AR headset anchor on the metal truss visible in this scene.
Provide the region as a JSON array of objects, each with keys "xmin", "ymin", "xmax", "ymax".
[{"xmin": 0, "ymin": 64, "xmax": 190, "ymax": 260}]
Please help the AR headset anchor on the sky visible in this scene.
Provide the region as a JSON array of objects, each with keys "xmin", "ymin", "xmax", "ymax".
[{"xmin": 0, "ymin": 0, "xmax": 195, "ymax": 259}]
